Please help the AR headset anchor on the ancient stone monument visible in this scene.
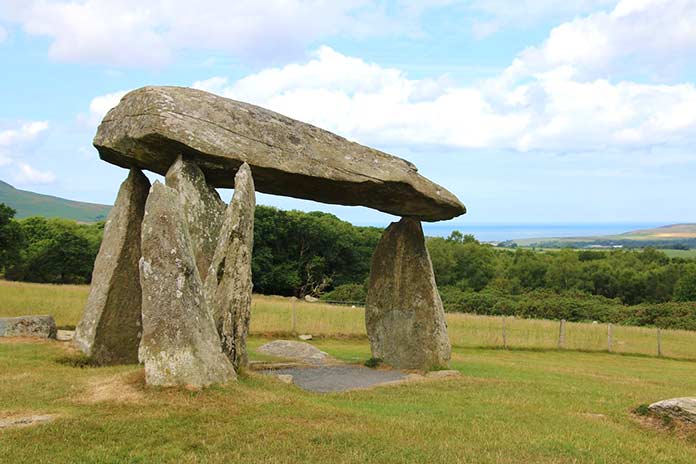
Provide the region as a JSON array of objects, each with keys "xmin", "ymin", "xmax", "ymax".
[{"xmin": 75, "ymin": 86, "xmax": 466, "ymax": 386}]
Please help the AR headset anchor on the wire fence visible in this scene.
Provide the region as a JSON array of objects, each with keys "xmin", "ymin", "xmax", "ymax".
[{"xmin": 249, "ymin": 296, "xmax": 696, "ymax": 360}]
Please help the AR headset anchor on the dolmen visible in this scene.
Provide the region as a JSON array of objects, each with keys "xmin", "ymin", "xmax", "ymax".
[{"xmin": 74, "ymin": 86, "xmax": 466, "ymax": 387}]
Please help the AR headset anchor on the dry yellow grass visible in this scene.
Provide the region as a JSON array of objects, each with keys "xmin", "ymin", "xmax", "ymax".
[{"xmin": 1, "ymin": 280, "xmax": 695, "ymax": 359}]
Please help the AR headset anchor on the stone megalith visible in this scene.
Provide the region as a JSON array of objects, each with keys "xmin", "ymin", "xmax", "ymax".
[
  {"xmin": 139, "ymin": 181, "xmax": 235, "ymax": 387},
  {"xmin": 94, "ymin": 86, "xmax": 465, "ymax": 222},
  {"xmin": 365, "ymin": 217, "xmax": 451, "ymax": 369},
  {"xmin": 165, "ymin": 155, "xmax": 225, "ymax": 281},
  {"xmin": 203, "ymin": 163, "xmax": 255, "ymax": 370},
  {"xmin": 74, "ymin": 168, "xmax": 150, "ymax": 364}
]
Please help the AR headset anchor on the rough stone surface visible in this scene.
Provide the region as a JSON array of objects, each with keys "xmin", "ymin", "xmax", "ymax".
[
  {"xmin": 203, "ymin": 163, "xmax": 255, "ymax": 370},
  {"xmin": 139, "ymin": 181, "xmax": 235, "ymax": 387},
  {"xmin": 258, "ymin": 340, "xmax": 332, "ymax": 365},
  {"xmin": 165, "ymin": 156, "xmax": 225, "ymax": 280},
  {"xmin": 649, "ymin": 398, "xmax": 696, "ymax": 424},
  {"xmin": 365, "ymin": 217, "xmax": 451, "ymax": 369},
  {"xmin": 94, "ymin": 86, "xmax": 465, "ymax": 222},
  {"xmin": 262, "ymin": 365, "xmax": 407, "ymax": 393},
  {"xmin": 74, "ymin": 168, "xmax": 150, "ymax": 364},
  {"xmin": 0, "ymin": 315, "xmax": 56, "ymax": 339}
]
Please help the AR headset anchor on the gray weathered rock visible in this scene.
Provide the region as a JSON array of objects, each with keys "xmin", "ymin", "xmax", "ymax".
[
  {"xmin": 649, "ymin": 398, "xmax": 696, "ymax": 424},
  {"xmin": 258, "ymin": 340, "xmax": 332, "ymax": 365},
  {"xmin": 139, "ymin": 181, "xmax": 236, "ymax": 387},
  {"xmin": 74, "ymin": 168, "xmax": 150, "ymax": 364},
  {"xmin": 165, "ymin": 155, "xmax": 225, "ymax": 281},
  {"xmin": 0, "ymin": 315, "xmax": 56, "ymax": 339},
  {"xmin": 203, "ymin": 163, "xmax": 255, "ymax": 370},
  {"xmin": 365, "ymin": 217, "xmax": 451, "ymax": 369},
  {"xmin": 94, "ymin": 86, "xmax": 465, "ymax": 222}
]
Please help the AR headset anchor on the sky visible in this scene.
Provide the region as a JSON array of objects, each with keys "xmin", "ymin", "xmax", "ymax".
[{"xmin": 0, "ymin": 0, "xmax": 695, "ymax": 228}]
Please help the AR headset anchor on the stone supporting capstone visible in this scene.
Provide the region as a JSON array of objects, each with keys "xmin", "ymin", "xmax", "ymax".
[
  {"xmin": 203, "ymin": 163, "xmax": 255, "ymax": 370},
  {"xmin": 74, "ymin": 168, "xmax": 150, "ymax": 364},
  {"xmin": 165, "ymin": 155, "xmax": 226, "ymax": 281},
  {"xmin": 365, "ymin": 217, "xmax": 451, "ymax": 370},
  {"xmin": 138, "ymin": 181, "xmax": 236, "ymax": 387}
]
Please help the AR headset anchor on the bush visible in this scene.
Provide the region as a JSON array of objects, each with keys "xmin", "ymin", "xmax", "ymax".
[{"xmin": 321, "ymin": 283, "xmax": 367, "ymax": 303}]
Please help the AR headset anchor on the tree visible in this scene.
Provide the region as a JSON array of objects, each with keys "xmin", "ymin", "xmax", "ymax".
[
  {"xmin": 675, "ymin": 265, "xmax": 696, "ymax": 302},
  {"xmin": 0, "ymin": 203, "xmax": 24, "ymax": 272}
]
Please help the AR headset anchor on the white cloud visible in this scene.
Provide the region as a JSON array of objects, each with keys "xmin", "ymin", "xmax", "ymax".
[
  {"xmin": 504, "ymin": 0, "xmax": 696, "ymax": 80},
  {"xmin": 0, "ymin": 0, "xmax": 410, "ymax": 67},
  {"xmin": 190, "ymin": 45, "xmax": 696, "ymax": 154},
  {"xmin": 0, "ymin": 121, "xmax": 49, "ymax": 146},
  {"xmin": 87, "ymin": 90, "xmax": 128, "ymax": 125},
  {"xmin": 14, "ymin": 162, "xmax": 56, "ymax": 184},
  {"xmin": 0, "ymin": 25, "xmax": 7, "ymax": 42}
]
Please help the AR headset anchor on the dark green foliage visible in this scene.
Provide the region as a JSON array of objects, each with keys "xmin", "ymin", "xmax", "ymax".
[
  {"xmin": 674, "ymin": 264, "xmax": 696, "ymax": 302},
  {"xmin": 364, "ymin": 357, "xmax": 383, "ymax": 368},
  {"xmin": 321, "ymin": 283, "xmax": 367, "ymax": 303},
  {"xmin": 0, "ymin": 203, "xmax": 24, "ymax": 272},
  {"xmin": 5, "ymin": 215, "xmax": 102, "ymax": 284},
  {"xmin": 634, "ymin": 404, "xmax": 650, "ymax": 416},
  {"xmin": 252, "ymin": 206, "xmax": 381, "ymax": 297}
]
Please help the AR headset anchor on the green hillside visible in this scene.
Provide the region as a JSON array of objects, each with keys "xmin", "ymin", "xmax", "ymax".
[{"xmin": 0, "ymin": 180, "xmax": 112, "ymax": 223}]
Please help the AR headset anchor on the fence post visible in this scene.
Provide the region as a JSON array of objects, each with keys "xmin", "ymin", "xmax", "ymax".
[
  {"xmin": 607, "ymin": 323, "xmax": 613, "ymax": 352},
  {"xmin": 657, "ymin": 328, "xmax": 662, "ymax": 357},
  {"xmin": 558, "ymin": 319, "xmax": 566, "ymax": 349},
  {"xmin": 502, "ymin": 316, "xmax": 508, "ymax": 349},
  {"xmin": 291, "ymin": 298, "xmax": 297, "ymax": 334}
]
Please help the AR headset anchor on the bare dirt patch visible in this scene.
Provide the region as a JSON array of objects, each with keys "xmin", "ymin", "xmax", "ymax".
[
  {"xmin": 0, "ymin": 412, "xmax": 56, "ymax": 429},
  {"xmin": 79, "ymin": 371, "xmax": 146, "ymax": 404}
]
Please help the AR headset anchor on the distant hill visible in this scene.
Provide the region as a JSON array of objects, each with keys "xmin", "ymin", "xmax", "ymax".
[
  {"xmin": 512, "ymin": 223, "xmax": 696, "ymax": 249},
  {"xmin": 0, "ymin": 180, "xmax": 112, "ymax": 223}
]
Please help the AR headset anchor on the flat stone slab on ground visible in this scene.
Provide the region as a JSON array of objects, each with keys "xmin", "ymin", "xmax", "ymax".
[
  {"xmin": 649, "ymin": 397, "xmax": 696, "ymax": 424},
  {"xmin": 257, "ymin": 340, "xmax": 333, "ymax": 365},
  {"xmin": 0, "ymin": 316, "xmax": 56, "ymax": 339},
  {"xmin": 263, "ymin": 365, "xmax": 407, "ymax": 393},
  {"xmin": 0, "ymin": 415, "xmax": 55, "ymax": 429}
]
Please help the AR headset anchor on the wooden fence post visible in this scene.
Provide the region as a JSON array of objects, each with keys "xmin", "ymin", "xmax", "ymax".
[
  {"xmin": 657, "ymin": 328, "xmax": 662, "ymax": 357},
  {"xmin": 502, "ymin": 316, "xmax": 508, "ymax": 349},
  {"xmin": 607, "ymin": 323, "xmax": 613, "ymax": 352},
  {"xmin": 291, "ymin": 298, "xmax": 297, "ymax": 334},
  {"xmin": 558, "ymin": 319, "xmax": 566, "ymax": 349}
]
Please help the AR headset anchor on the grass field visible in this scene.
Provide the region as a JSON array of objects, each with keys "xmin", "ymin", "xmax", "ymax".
[
  {"xmin": 2, "ymin": 280, "xmax": 696, "ymax": 359},
  {"xmin": 3, "ymin": 280, "xmax": 696, "ymax": 462}
]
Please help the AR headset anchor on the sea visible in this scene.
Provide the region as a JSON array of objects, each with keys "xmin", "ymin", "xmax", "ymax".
[{"xmin": 412, "ymin": 222, "xmax": 667, "ymax": 242}]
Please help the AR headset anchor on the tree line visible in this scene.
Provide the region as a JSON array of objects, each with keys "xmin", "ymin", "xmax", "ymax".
[{"xmin": 1, "ymin": 202, "xmax": 695, "ymax": 329}]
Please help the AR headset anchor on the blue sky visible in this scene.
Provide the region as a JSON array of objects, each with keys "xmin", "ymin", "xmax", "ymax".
[{"xmin": 0, "ymin": 0, "xmax": 694, "ymax": 228}]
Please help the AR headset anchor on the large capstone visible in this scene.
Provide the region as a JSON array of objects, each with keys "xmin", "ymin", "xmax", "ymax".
[
  {"xmin": 74, "ymin": 168, "xmax": 150, "ymax": 364},
  {"xmin": 165, "ymin": 155, "xmax": 225, "ymax": 280},
  {"xmin": 365, "ymin": 217, "xmax": 451, "ymax": 370},
  {"xmin": 203, "ymin": 163, "xmax": 255, "ymax": 370},
  {"xmin": 139, "ymin": 181, "xmax": 236, "ymax": 387},
  {"xmin": 94, "ymin": 86, "xmax": 465, "ymax": 222}
]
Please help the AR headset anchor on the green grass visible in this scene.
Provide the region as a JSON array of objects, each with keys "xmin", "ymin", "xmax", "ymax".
[
  {"xmin": 3, "ymin": 281, "xmax": 696, "ymax": 462},
  {"xmin": 2, "ymin": 336, "xmax": 696, "ymax": 462},
  {"xmin": 659, "ymin": 249, "xmax": 696, "ymax": 259}
]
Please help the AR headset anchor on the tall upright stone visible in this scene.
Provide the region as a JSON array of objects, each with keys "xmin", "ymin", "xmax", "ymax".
[
  {"xmin": 365, "ymin": 217, "xmax": 451, "ymax": 369},
  {"xmin": 165, "ymin": 155, "xmax": 225, "ymax": 281},
  {"xmin": 139, "ymin": 181, "xmax": 235, "ymax": 387},
  {"xmin": 74, "ymin": 168, "xmax": 150, "ymax": 364},
  {"xmin": 203, "ymin": 163, "xmax": 255, "ymax": 370}
]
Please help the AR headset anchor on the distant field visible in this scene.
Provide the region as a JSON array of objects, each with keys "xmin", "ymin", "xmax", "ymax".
[
  {"xmin": 659, "ymin": 249, "xmax": 696, "ymax": 258},
  {"xmin": 2, "ymin": 280, "xmax": 695, "ymax": 359},
  {"xmin": 513, "ymin": 223, "xmax": 696, "ymax": 247}
]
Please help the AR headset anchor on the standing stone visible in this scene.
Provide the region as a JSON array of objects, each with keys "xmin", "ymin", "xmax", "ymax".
[
  {"xmin": 74, "ymin": 168, "xmax": 150, "ymax": 364},
  {"xmin": 203, "ymin": 163, "xmax": 255, "ymax": 370},
  {"xmin": 365, "ymin": 217, "xmax": 451, "ymax": 369},
  {"xmin": 139, "ymin": 181, "xmax": 235, "ymax": 387},
  {"xmin": 165, "ymin": 155, "xmax": 225, "ymax": 281}
]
